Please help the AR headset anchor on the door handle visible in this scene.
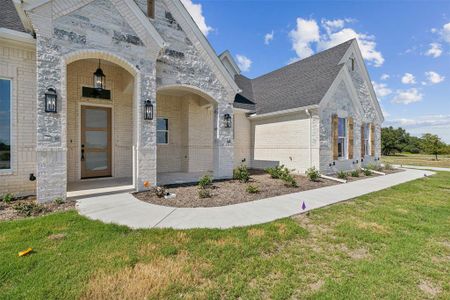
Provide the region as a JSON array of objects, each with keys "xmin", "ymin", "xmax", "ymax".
[{"xmin": 81, "ymin": 149, "xmax": 85, "ymax": 161}]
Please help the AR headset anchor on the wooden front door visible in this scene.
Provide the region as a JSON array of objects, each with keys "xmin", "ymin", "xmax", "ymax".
[{"xmin": 81, "ymin": 106, "xmax": 112, "ymax": 179}]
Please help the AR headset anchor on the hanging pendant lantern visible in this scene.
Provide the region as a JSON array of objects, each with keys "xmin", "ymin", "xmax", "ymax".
[{"xmin": 93, "ymin": 59, "xmax": 106, "ymax": 91}]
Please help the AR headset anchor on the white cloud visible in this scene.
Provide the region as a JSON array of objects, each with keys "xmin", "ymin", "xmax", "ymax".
[
  {"xmin": 235, "ymin": 54, "xmax": 252, "ymax": 72},
  {"xmin": 181, "ymin": 0, "xmax": 213, "ymax": 36},
  {"xmin": 425, "ymin": 43, "xmax": 443, "ymax": 58},
  {"xmin": 288, "ymin": 18, "xmax": 384, "ymax": 67},
  {"xmin": 391, "ymin": 88, "xmax": 423, "ymax": 105},
  {"xmin": 288, "ymin": 18, "xmax": 320, "ymax": 59},
  {"xmin": 442, "ymin": 22, "xmax": 450, "ymax": 43},
  {"xmin": 264, "ymin": 31, "xmax": 274, "ymax": 45},
  {"xmin": 425, "ymin": 71, "xmax": 445, "ymax": 84},
  {"xmin": 372, "ymin": 81, "xmax": 392, "ymax": 98},
  {"xmin": 401, "ymin": 73, "xmax": 416, "ymax": 84},
  {"xmin": 380, "ymin": 73, "xmax": 390, "ymax": 80}
]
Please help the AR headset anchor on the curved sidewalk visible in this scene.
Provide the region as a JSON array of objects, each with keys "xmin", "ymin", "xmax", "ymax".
[{"xmin": 76, "ymin": 168, "xmax": 434, "ymax": 230}]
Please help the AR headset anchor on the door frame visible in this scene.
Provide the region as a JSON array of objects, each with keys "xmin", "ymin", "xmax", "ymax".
[{"xmin": 78, "ymin": 102, "xmax": 114, "ymax": 180}]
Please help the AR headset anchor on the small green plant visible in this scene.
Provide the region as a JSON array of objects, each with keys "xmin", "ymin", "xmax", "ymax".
[
  {"xmin": 1, "ymin": 193, "xmax": 14, "ymax": 204},
  {"xmin": 233, "ymin": 164, "xmax": 250, "ymax": 183},
  {"xmin": 363, "ymin": 168, "xmax": 372, "ymax": 176},
  {"xmin": 265, "ymin": 165, "xmax": 290, "ymax": 179},
  {"xmin": 53, "ymin": 197, "xmax": 64, "ymax": 205},
  {"xmin": 198, "ymin": 174, "xmax": 213, "ymax": 189},
  {"xmin": 13, "ymin": 203, "xmax": 47, "ymax": 217},
  {"xmin": 367, "ymin": 163, "xmax": 383, "ymax": 172},
  {"xmin": 305, "ymin": 167, "xmax": 320, "ymax": 182},
  {"xmin": 246, "ymin": 184, "xmax": 259, "ymax": 194},
  {"xmin": 281, "ymin": 173, "xmax": 299, "ymax": 187},
  {"xmin": 336, "ymin": 171, "xmax": 348, "ymax": 180},
  {"xmin": 351, "ymin": 169, "xmax": 360, "ymax": 177},
  {"xmin": 198, "ymin": 188, "xmax": 212, "ymax": 198},
  {"xmin": 384, "ymin": 163, "xmax": 393, "ymax": 170}
]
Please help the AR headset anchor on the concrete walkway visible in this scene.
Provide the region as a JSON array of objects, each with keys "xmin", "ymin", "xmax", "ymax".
[
  {"xmin": 392, "ymin": 165, "xmax": 450, "ymax": 172},
  {"xmin": 76, "ymin": 168, "xmax": 434, "ymax": 230}
]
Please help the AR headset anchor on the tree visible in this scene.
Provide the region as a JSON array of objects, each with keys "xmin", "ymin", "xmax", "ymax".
[
  {"xmin": 381, "ymin": 127, "xmax": 410, "ymax": 155},
  {"xmin": 420, "ymin": 133, "xmax": 446, "ymax": 160}
]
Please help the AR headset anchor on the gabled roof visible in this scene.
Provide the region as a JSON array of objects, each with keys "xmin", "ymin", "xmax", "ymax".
[
  {"xmin": 235, "ymin": 39, "xmax": 354, "ymax": 115},
  {"xmin": 0, "ymin": 0, "xmax": 26, "ymax": 32}
]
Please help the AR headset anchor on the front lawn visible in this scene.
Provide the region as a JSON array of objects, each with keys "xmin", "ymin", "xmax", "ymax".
[
  {"xmin": 1, "ymin": 173, "xmax": 449, "ymax": 299},
  {"xmin": 383, "ymin": 152, "xmax": 450, "ymax": 168}
]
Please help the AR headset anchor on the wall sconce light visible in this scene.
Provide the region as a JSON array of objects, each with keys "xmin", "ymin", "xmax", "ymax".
[
  {"xmin": 144, "ymin": 100, "xmax": 153, "ymax": 120},
  {"xmin": 44, "ymin": 87, "xmax": 57, "ymax": 113},
  {"xmin": 224, "ymin": 113, "xmax": 232, "ymax": 128}
]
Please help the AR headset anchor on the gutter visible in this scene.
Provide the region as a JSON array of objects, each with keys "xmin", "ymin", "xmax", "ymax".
[
  {"xmin": 248, "ymin": 104, "xmax": 319, "ymax": 120},
  {"xmin": 0, "ymin": 28, "xmax": 35, "ymax": 46}
]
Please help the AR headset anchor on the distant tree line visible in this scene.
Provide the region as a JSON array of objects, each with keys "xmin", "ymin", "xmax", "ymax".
[{"xmin": 381, "ymin": 127, "xmax": 449, "ymax": 160}]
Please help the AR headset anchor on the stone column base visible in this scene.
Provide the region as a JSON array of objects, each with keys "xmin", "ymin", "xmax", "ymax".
[{"xmin": 36, "ymin": 148, "xmax": 67, "ymax": 203}]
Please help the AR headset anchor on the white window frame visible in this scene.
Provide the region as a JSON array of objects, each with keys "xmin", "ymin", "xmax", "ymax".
[
  {"xmin": 0, "ymin": 77, "xmax": 12, "ymax": 174},
  {"xmin": 364, "ymin": 123, "xmax": 371, "ymax": 156},
  {"xmin": 337, "ymin": 117, "xmax": 347, "ymax": 160},
  {"xmin": 156, "ymin": 117, "xmax": 169, "ymax": 145}
]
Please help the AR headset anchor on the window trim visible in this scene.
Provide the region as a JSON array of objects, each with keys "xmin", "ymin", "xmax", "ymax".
[
  {"xmin": 156, "ymin": 117, "xmax": 169, "ymax": 145},
  {"xmin": 337, "ymin": 117, "xmax": 347, "ymax": 160},
  {"xmin": 0, "ymin": 77, "xmax": 12, "ymax": 174},
  {"xmin": 364, "ymin": 123, "xmax": 371, "ymax": 156}
]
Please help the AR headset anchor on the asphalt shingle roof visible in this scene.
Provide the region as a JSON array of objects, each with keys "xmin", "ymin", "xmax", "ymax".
[
  {"xmin": 0, "ymin": 0, "xmax": 26, "ymax": 32},
  {"xmin": 234, "ymin": 39, "xmax": 354, "ymax": 114}
]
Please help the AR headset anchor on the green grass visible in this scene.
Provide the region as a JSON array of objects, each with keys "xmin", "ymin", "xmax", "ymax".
[
  {"xmin": 383, "ymin": 152, "xmax": 450, "ymax": 168},
  {"xmin": 1, "ymin": 173, "xmax": 449, "ymax": 299}
]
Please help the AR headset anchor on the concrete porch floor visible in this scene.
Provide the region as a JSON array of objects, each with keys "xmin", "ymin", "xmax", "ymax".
[{"xmin": 67, "ymin": 172, "xmax": 207, "ymax": 199}]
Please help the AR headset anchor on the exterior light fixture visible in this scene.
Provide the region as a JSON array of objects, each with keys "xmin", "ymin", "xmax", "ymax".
[
  {"xmin": 44, "ymin": 87, "xmax": 57, "ymax": 113},
  {"xmin": 224, "ymin": 113, "xmax": 232, "ymax": 128},
  {"xmin": 144, "ymin": 100, "xmax": 153, "ymax": 120},
  {"xmin": 93, "ymin": 59, "xmax": 106, "ymax": 91}
]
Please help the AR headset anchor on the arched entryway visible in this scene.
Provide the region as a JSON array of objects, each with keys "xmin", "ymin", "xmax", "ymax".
[
  {"xmin": 156, "ymin": 85, "xmax": 217, "ymax": 185},
  {"xmin": 63, "ymin": 51, "xmax": 140, "ymax": 197}
]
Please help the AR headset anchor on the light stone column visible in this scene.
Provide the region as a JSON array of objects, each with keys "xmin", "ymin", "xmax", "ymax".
[
  {"xmin": 135, "ymin": 61, "xmax": 157, "ymax": 190},
  {"xmin": 213, "ymin": 103, "xmax": 234, "ymax": 179},
  {"xmin": 36, "ymin": 36, "xmax": 67, "ymax": 203}
]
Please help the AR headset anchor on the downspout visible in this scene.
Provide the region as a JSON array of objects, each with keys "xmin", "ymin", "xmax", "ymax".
[{"xmin": 305, "ymin": 109, "xmax": 313, "ymax": 168}]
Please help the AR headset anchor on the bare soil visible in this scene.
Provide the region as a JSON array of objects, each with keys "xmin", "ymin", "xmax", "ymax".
[
  {"xmin": 0, "ymin": 197, "xmax": 76, "ymax": 221},
  {"xmin": 133, "ymin": 170, "xmax": 338, "ymax": 208}
]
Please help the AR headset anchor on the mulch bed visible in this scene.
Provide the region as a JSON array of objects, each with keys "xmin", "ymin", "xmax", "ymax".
[
  {"xmin": 0, "ymin": 197, "xmax": 76, "ymax": 221},
  {"xmin": 134, "ymin": 170, "xmax": 338, "ymax": 208}
]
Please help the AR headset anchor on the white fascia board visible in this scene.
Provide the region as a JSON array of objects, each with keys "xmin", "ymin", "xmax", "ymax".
[
  {"xmin": 219, "ymin": 50, "xmax": 241, "ymax": 75},
  {"xmin": 0, "ymin": 28, "xmax": 35, "ymax": 46},
  {"xmin": 248, "ymin": 105, "xmax": 319, "ymax": 120}
]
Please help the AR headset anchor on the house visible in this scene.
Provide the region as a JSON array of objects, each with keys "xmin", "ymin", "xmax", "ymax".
[{"xmin": 0, "ymin": 0, "xmax": 383, "ymax": 203}]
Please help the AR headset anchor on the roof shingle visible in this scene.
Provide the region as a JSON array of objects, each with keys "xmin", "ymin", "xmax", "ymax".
[{"xmin": 0, "ymin": 0, "xmax": 26, "ymax": 33}]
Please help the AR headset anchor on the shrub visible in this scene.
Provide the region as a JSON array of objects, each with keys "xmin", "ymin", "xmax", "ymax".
[
  {"xmin": 246, "ymin": 184, "xmax": 259, "ymax": 194},
  {"xmin": 305, "ymin": 167, "xmax": 320, "ymax": 182},
  {"xmin": 198, "ymin": 174, "xmax": 213, "ymax": 189},
  {"xmin": 384, "ymin": 163, "xmax": 393, "ymax": 170},
  {"xmin": 198, "ymin": 188, "xmax": 212, "ymax": 198},
  {"xmin": 53, "ymin": 197, "xmax": 64, "ymax": 205},
  {"xmin": 13, "ymin": 203, "xmax": 47, "ymax": 217},
  {"xmin": 233, "ymin": 164, "xmax": 250, "ymax": 183},
  {"xmin": 1, "ymin": 193, "xmax": 13, "ymax": 204},
  {"xmin": 281, "ymin": 173, "xmax": 299, "ymax": 187},
  {"xmin": 336, "ymin": 171, "xmax": 348, "ymax": 180},
  {"xmin": 351, "ymin": 169, "xmax": 360, "ymax": 177},
  {"xmin": 367, "ymin": 163, "xmax": 383, "ymax": 172},
  {"xmin": 265, "ymin": 165, "xmax": 290, "ymax": 179},
  {"xmin": 363, "ymin": 168, "xmax": 372, "ymax": 176}
]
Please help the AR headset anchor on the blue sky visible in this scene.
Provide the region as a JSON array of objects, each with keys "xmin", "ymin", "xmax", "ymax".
[{"xmin": 182, "ymin": 0, "xmax": 450, "ymax": 143}]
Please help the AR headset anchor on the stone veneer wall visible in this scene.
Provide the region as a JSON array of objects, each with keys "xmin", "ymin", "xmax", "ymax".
[
  {"xmin": 66, "ymin": 59, "xmax": 134, "ymax": 182},
  {"xmin": 145, "ymin": 0, "xmax": 235, "ymax": 178},
  {"xmin": 30, "ymin": 0, "xmax": 158, "ymax": 202},
  {"xmin": 0, "ymin": 39, "xmax": 36, "ymax": 196},
  {"xmin": 319, "ymin": 56, "xmax": 381, "ymax": 174}
]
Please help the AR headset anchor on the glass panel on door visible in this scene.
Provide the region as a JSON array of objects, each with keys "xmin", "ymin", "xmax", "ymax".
[{"xmin": 81, "ymin": 106, "xmax": 111, "ymax": 178}]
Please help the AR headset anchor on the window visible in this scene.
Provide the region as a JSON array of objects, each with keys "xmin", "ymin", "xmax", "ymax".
[
  {"xmin": 337, "ymin": 117, "xmax": 347, "ymax": 159},
  {"xmin": 350, "ymin": 58, "xmax": 355, "ymax": 71},
  {"xmin": 157, "ymin": 118, "xmax": 168, "ymax": 144},
  {"xmin": 147, "ymin": 0, "xmax": 155, "ymax": 18},
  {"xmin": 364, "ymin": 123, "xmax": 370, "ymax": 156},
  {"xmin": 0, "ymin": 78, "xmax": 11, "ymax": 170}
]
